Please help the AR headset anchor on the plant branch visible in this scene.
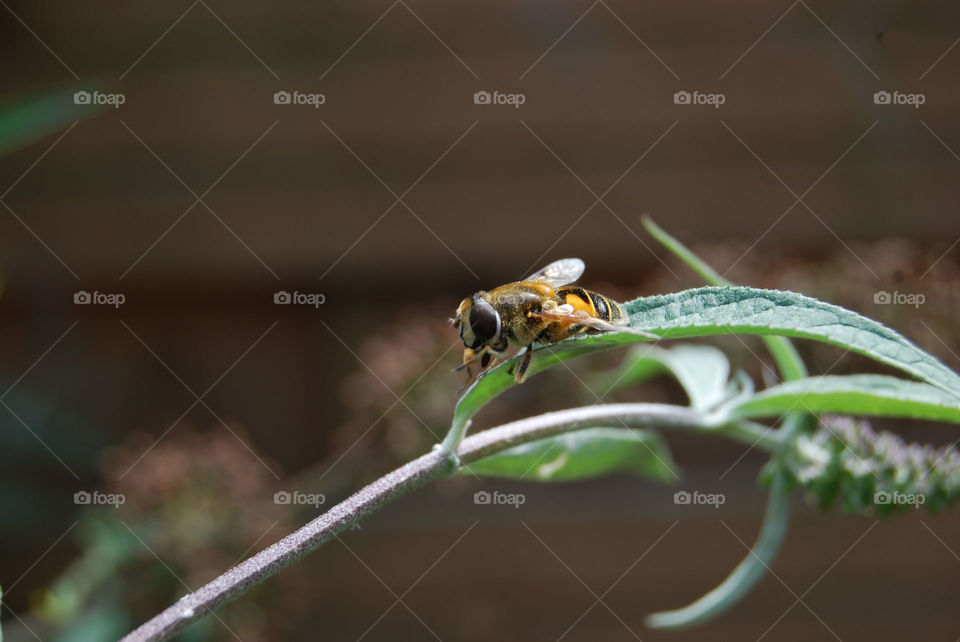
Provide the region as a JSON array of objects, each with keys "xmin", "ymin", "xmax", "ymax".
[{"xmin": 121, "ymin": 403, "xmax": 780, "ymax": 642}]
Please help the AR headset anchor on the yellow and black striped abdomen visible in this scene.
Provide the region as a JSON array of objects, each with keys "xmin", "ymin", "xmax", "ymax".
[{"xmin": 555, "ymin": 287, "xmax": 624, "ymax": 323}]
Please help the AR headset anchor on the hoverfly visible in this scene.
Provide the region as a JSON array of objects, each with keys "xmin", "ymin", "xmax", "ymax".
[{"xmin": 451, "ymin": 258, "xmax": 655, "ymax": 389}]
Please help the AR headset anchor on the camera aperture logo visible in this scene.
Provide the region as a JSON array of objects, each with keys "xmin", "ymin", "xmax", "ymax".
[
  {"xmin": 473, "ymin": 490, "xmax": 525, "ymax": 509},
  {"xmin": 874, "ymin": 290, "xmax": 924, "ymax": 308},
  {"xmin": 74, "ymin": 490, "xmax": 125, "ymax": 508},
  {"xmin": 473, "ymin": 90, "xmax": 525, "ymax": 109},
  {"xmin": 873, "ymin": 90, "xmax": 924, "ymax": 108},
  {"xmin": 74, "ymin": 290, "xmax": 125, "ymax": 308},
  {"xmin": 674, "ymin": 490, "xmax": 725, "ymax": 508},
  {"xmin": 274, "ymin": 290, "xmax": 325, "ymax": 308},
  {"xmin": 273, "ymin": 490, "xmax": 325, "ymax": 508},
  {"xmin": 874, "ymin": 490, "xmax": 924, "ymax": 508},
  {"xmin": 674, "ymin": 90, "xmax": 725, "ymax": 109},
  {"xmin": 274, "ymin": 90, "xmax": 326, "ymax": 108},
  {"xmin": 73, "ymin": 90, "xmax": 125, "ymax": 109}
]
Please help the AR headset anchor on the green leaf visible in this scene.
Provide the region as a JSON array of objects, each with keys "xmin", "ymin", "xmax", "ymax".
[
  {"xmin": 442, "ymin": 285, "xmax": 960, "ymax": 452},
  {"xmin": 622, "ymin": 287, "xmax": 960, "ymax": 399},
  {"xmin": 642, "ymin": 217, "xmax": 807, "ymax": 382},
  {"xmin": 463, "ymin": 427, "xmax": 678, "ymax": 482},
  {"xmin": 602, "ymin": 344, "xmax": 731, "ymax": 410},
  {"xmin": 730, "ymin": 374, "xmax": 960, "ymax": 424}
]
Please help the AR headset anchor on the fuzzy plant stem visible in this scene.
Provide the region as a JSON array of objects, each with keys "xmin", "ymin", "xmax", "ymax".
[{"xmin": 120, "ymin": 403, "xmax": 780, "ymax": 642}]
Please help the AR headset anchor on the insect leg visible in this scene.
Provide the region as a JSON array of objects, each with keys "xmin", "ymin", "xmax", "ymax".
[
  {"xmin": 453, "ymin": 348, "xmax": 480, "ymax": 373},
  {"xmin": 478, "ymin": 351, "xmax": 501, "ymax": 377},
  {"xmin": 456, "ymin": 349, "xmax": 481, "ymax": 394},
  {"xmin": 514, "ymin": 346, "xmax": 534, "ymax": 383}
]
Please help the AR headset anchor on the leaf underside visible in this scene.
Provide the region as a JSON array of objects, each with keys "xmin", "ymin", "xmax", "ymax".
[{"xmin": 462, "ymin": 427, "xmax": 679, "ymax": 483}]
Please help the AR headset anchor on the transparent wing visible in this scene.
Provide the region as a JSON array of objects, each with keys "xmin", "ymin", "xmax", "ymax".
[
  {"xmin": 534, "ymin": 305, "xmax": 660, "ymax": 339},
  {"xmin": 524, "ymin": 258, "xmax": 585, "ymax": 287}
]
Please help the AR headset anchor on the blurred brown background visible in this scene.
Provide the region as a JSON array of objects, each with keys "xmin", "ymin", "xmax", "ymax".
[{"xmin": 1, "ymin": 1, "xmax": 959, "ymax": 640}]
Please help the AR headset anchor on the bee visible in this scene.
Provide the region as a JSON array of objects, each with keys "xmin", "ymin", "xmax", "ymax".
[{"xmin": 451, "ymin": 258, "xmax": 655, "ymax": 388}]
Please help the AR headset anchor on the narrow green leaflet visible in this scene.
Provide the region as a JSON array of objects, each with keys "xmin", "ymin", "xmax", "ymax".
[
  {"xmin": 646, "ymin": 470, "xmax": 792, "ymax": 629},
  {"xmin": 642, "ymin": 217, "xmax": 807, "ymax": 382},
  {"xmin": 463, "ymin": 427, "xmax": 678, "ymax": 482},
  {"xmin": 730, "ymin": 374, "xmax": 960, "ymax": 424},
  {"xmin": 641, "ymin": 216, "xmax": 729, "ymax": 287},
  {"xmin": 602, "ymin": 344, "xmax": 731, "ymax": 410}
]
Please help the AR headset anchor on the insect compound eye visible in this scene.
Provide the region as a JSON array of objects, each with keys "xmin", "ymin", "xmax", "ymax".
[{"xmin": 463, "ymin": 296, "xmax": 501, "ymax": 349}]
